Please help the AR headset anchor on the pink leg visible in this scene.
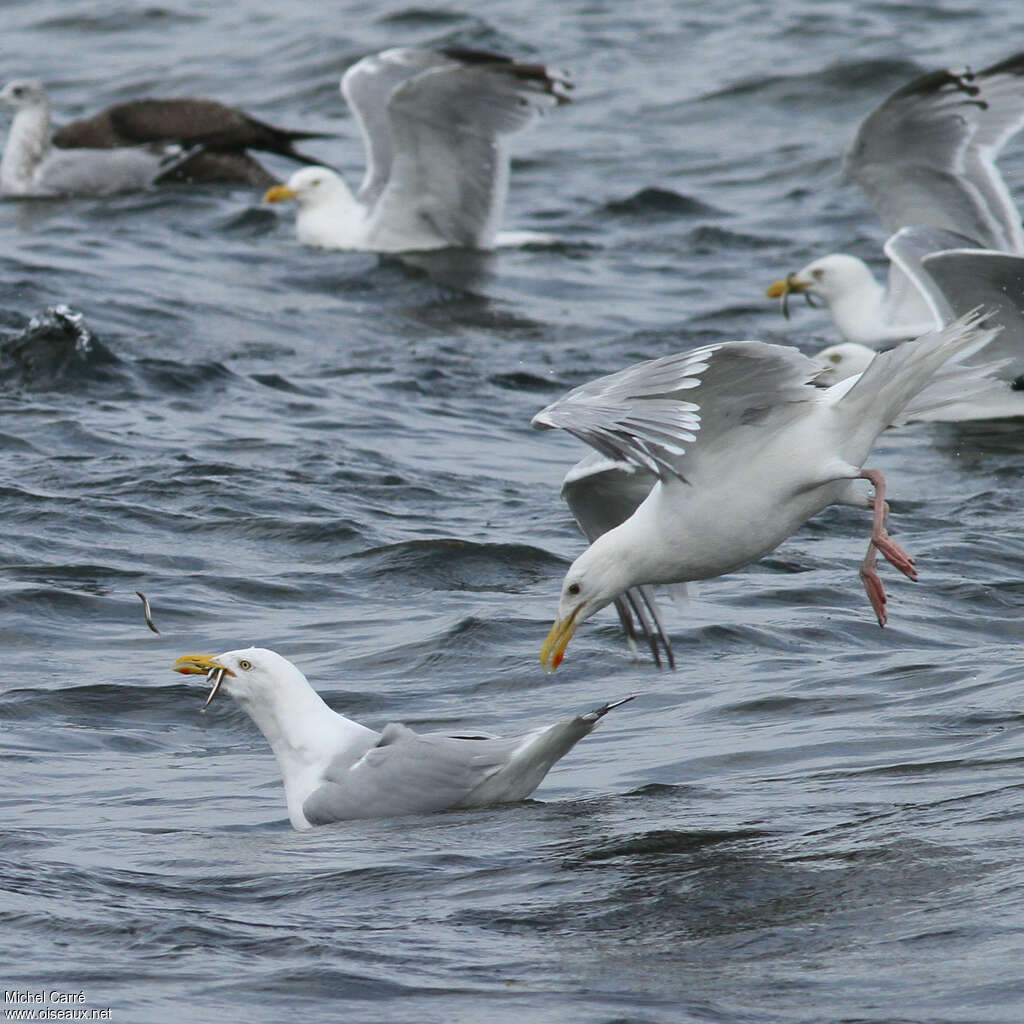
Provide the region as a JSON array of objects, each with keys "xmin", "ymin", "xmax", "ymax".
[{"xmin": 858, "ymin": 468, "xmax": 917, "ymax": 627}]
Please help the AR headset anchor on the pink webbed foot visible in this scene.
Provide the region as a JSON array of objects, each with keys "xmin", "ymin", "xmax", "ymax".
[
  {"xmin": 860, "ymin": 550, "xmax": 888, "ymax": 627},
  {"xmin": 873, "ymin": 531, "xmax": 917, "ymax": 582},
  {"xmin": 858, "ymin": 468, "xmax": 917, "ymax": 626}
]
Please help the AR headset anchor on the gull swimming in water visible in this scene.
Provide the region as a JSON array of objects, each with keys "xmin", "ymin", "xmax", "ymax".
[
  {"xmin": 173, "ymin": 647, "xmax": 632, "ymax": 829},
  {"xmin": 805, "ymin": 240, "xmax": 1024, "ymax": 419},
  {"xmin": 0, "ymin": 79, "xmax": 329, "ymax": 195},
  {"xmin": 532, "ymin": 314, "xmax": 997, "ymax": 670},
  {"xmin": 1, "ymin": 79, "xmax": 182, "ymax": 196},
  {"xmin": 263, "ymin": 47, "xmax": 571, "ymax": 252},
  {"xmin": 766, "ymin": 55, "xmax": 1024, "ymax": 368}
]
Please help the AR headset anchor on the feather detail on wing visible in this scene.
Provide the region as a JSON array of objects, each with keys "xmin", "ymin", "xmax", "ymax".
[
  {"xmin": 533, "ymin": 342, "xmax": 822, "ymax": 480},
  {"xmin": 846, "ymin": 54, "xmax": 1024, "ymax": 252},
  {"xmin": 342, "ymin": 47, "xmax": 570, "ymax": 245}
]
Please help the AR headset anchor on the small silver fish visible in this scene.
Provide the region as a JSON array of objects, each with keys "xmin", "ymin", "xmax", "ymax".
[
  {"xmin": 202, "ymin": 668, "xmax": 226, "ymax": 711},
  {"xmin": 780, "ymin": 273, "xmax": 795, "ymax": 320},
  {"xmin": 136, "ymin": 591, "xmax": 160, "ymax": 634}
]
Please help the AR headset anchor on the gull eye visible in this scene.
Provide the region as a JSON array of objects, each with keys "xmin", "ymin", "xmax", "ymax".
[
  {"xmin": 12, "ymin": 86, "xmax": 24, "ymax": 98},
  {"xmin": 238, "ymin": 659, "xmax": 253, "ymax": 671},
  {"xmin": 567, "ymin": 582, "xmax": 581, "ymax": 596},
  {"xmin": 812, "ymin": 268, "xmax": 824, "ymax": 279}
]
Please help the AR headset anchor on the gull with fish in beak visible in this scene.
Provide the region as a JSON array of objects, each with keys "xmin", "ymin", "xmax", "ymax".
[{"xmin": 174, "ymin": 647, "xmax": 633, "ymax": 829}]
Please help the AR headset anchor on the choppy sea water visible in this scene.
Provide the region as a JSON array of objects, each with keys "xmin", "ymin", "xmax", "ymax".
[{"xmin": 2, "ymin": 1, "xmax": 1024, "ymax": 1021}]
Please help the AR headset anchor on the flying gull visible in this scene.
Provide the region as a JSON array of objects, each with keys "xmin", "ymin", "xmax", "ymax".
[
  {"xmin": 173, "ymin": 647, "xmax": 633, "ymax": 829},
  {"xmin": 263, "ymin": 47, "xmax": 571, "ymax": 252},
  {"xmin": 1, "ymin": 79, "xmax": 329, "ymax": 195},
  {"xmin": 532, "ymin": 315, "xmax": 997, "ymax": 670}
]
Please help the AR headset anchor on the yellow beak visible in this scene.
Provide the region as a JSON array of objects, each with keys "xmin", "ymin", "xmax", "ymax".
[
  {"xmin": 263, "ymin": 184, "xmax": 298, "ymax": 203},
  {"xmin": 765, "ymin": 274, "xmax": 808, "ymax": 299},
  {"xmin": 540, "ymin": 606, "xmax": 583, "ymax": 671},
  {"xmin": 173, "ymin": 654, "xmax": 234, "ymax": 676},
  {"xmin": 174, "ymin": 654, "xmax": 235, "ymax": 710}
]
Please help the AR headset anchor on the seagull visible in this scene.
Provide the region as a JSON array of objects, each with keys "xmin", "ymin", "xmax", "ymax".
[
  {"xmin": 766, "ymin": 54, "xmax": 1024, "ymax": 356},
  {"xmin": 0, "ymin": 79, "xmax": 329, "ymax": 195},
  {"xmin": 1, "ymin": 79, "xmax": 182, "ymax": 196},
  {"xmin": 775, "ymin": 227, "xmax": 1024, "ymax": 417},
  {"xmin": 532, "ymin": 314, "xmax": 997, "ymax": 670},
  {"xmin": 173, "ymin": 647, "xmax": 633, "ymax": 829},
  {"xmin": 263, "ymin": 47, "xmax": 571, "ymax": 252}
]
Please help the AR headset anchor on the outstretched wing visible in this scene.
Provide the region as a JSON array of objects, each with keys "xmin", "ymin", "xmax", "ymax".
[
  {"xmin": 882, "ymin": 225, "xmax": 980, "ymax": 329},
  {"xmin": 846, "ymin": 54, "xmax": 1024, "ymax": 252},
  {"xmin": 921, "ymin": 249, "xmax": 1024, "ymax": 377},
  {"xmin": 362, "ymin": 48, "xmax": 570, "ymax": 247},
  {"xmin": 341, "ymin": 48, "xmax": 452, "ymax": 204},
  {"xmin": 532, "ymin": 342, "xmax": 822, "ymax": 481}
]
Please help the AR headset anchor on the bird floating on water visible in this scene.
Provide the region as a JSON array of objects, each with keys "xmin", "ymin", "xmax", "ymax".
[
  {"xmin": 174, "ymin": 647, "xmax": 632, "ymax": 829},
  {"xmin": 532, "ymin": 314, "xmax": 998, "ymax": 670},
  {"xmin": 0, "ymin": 78, "xmax": 328, "ymax": 195},
  {"xmin": 263, "ymin": 47, "xmax": 571, "ymax": 251}
]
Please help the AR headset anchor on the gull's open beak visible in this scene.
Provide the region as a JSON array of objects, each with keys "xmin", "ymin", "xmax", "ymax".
[
  {"xmin": 540, "ymin": 605, "xmax": 583, "ymax": 671},
  {"xmin": 263, "ymin": 184, "xmax": 297, "ymax": 203},
  {"xmin": 173, "ymin": 654, "xmax": 235, "ymax": 709}
]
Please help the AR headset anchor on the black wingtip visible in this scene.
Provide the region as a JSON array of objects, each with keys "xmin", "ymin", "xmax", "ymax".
[
  {"xmin": 591, "ymin": 694, "xmax": 638, "ymax": 719},
  {"xmin": 439, "ymin": 47, "xmax": 573, "ymax": 103}
]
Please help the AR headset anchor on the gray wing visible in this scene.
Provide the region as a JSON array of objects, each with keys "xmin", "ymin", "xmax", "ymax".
[
  {"xmin": 920, "ymin": 249, "xmax": 1024, "ymax": 378},
  {"xmin": 341, "ymin": 48, "xmax": 452, "ymax": 205},
  {"xmin": 561, "ymin": 451, "xmax": 657, "ymax": 541},
  {"xmin": 33, "ymin": 145, "xmax": 168, "ymax": 195},
  {"xmin": 882, "ymin": 226, "xmax": 981, "ymax": 329},
  {"xmin": 302, "ymin": 722, "xmax": 526, "ymax": 824},
  {"xmin": 561, "ymin": 452, "xmax": 676, "ymax": 667},
  {"xmin": 532, "ymin": 341, "xmax": 823, "ymax": 482},
  {"xmin": 846, "ymin": 54, "xmax": 1024, "ymax": 252},
  {"xmin": 367, "ymin": 49, "xmax": 570, "ymax": 248},
  {"xmin": 301, "ymin": 696, "xmax": 630, "ymax": 824}
]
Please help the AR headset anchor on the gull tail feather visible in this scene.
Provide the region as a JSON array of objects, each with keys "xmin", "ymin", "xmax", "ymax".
[
  {"xmin": 899, "ymin": 356, "xmax": 1018, "ymax": 422},
  {"xmin": 835, "ymin": 311, "xmax": 1000, "ymax": 433},
  {"xmin": 582, "ymin": 694, "xmax": 638, "ymax": 723},
  {"xmin": 465, "ymin": 696, "xmax": 634, "ymax": 805}
]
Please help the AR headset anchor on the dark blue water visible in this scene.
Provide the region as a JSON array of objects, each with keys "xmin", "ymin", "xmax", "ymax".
[{"xmin": 3, "ymin": 2, "xmax": 1024, "ymax": 1021}]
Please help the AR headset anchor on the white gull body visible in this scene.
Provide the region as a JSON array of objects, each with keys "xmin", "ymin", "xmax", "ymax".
[{"xmin": 0, "ymin": 79, "xmax": 176, "ymax": 197}]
